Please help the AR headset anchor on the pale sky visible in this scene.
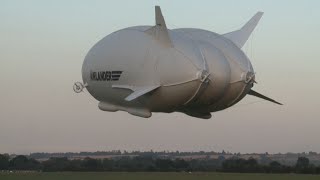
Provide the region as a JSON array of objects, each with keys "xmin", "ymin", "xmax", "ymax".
[{"xmin": 1, "ymin": 0, "xmax": 320, "ymax": 154}]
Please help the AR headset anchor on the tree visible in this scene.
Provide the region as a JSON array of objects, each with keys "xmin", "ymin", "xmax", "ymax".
[
  {"xmin": 102, "ymin": 159, "xmax": 114, "ymax": 171},
  {"xmin": 81, "ymin": 157, "xmax": 102, "ymax": 171},
  {"xmin": 221, "ymin": 158, "xmax": 261, "ymax": 173},
  {"xmin": 42, "ymin": 157, "xmax": 70, "ymax": 171},
  {"xmin": 268, "ymin": 161, "xmax": 282, "ymax": 173},
  {"xmin": 296, "ymin": 157, "xmax": 309, "ymax": 169},
  {"xmin": 174, "ymin": 159, "xmax": 189, "ymax": 171},
  {"xmin": 0, "ymin": 154, "xmax": 9, "ymax": 170},
  {"xmin": 9, "ymin": 155, "xmax": 41, "ymax": 170},
  {"xmin": 10, "ymin": 155, "xmax": 29, "ymax": 170},
  {"xmin": 155, "ymin": 159, "xmax": 175, "ymax": 171},
  {"xmin": 296, "ymin": 157, "xmax": 311, "ymax": 174}
]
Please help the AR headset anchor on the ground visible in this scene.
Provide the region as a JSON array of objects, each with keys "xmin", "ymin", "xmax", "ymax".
[{"xmin": 1, "ymin": 172, "xmax": 320, "ymax": 180}]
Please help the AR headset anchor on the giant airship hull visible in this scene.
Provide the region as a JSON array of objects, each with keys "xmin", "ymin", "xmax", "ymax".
[{"xmin": 75, "ymin": 6, "xmax": 282, "ymax": 119}]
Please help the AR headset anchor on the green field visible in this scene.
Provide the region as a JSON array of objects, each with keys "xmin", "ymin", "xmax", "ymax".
[{"xmin": 1, "ymin": 172, "xmax": 320, "ymax": 180}]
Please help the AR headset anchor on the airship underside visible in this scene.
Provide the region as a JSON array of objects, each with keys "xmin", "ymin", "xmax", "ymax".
[{"xmin": 75, "ymin": 6, "xmax": 282, "ymax": 119}]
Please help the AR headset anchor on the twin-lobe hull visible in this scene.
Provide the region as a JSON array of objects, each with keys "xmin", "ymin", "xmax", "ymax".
[
  {"xmin": 77, "ymin": 6, "xmax": 281, "ymax": 119},
  {"xmin": 82, "ymin": 25, "xmax": 252, "ymax": 118}
]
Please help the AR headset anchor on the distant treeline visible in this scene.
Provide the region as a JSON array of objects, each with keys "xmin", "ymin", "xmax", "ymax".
[
  {"xmin": 1, "ymin": 154, "xmax": 320, "ymax": 174},
  {"xmin": 29, "ymin": 150, "xmax": 223, "ymax": 159}
]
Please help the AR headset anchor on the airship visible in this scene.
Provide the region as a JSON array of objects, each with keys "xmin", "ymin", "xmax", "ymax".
[{"xmin": 73, "ymin": 6, "xmax": 282, "ymax": 119}]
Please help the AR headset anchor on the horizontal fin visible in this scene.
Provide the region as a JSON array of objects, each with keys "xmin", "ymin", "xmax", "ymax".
[
  {"xmin": 145, "ymin": 6, "xmax": 172, "ymax": 47},
  {"xmin": 112, "ymin": 85, "xmax": 160, "ymax": 101},
  {"xmin": 223, "ymin": 12, "xmax": 264, "ymax": 48}
]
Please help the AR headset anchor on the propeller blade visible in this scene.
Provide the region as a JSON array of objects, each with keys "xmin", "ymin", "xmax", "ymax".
[{"xmin": 248, "ymin": 90, "xmax": 283, "ymax": 105}]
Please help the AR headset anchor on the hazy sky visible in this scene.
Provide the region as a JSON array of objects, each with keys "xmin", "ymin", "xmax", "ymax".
[{"xmin": 1, "ymin": 0, "xmax": 320, "ymax": 154}]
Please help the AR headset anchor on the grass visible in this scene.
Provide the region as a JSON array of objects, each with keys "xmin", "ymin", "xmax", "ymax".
[{"xmin": 1, "ymin": 172, "xmax": 320, "ymax": 180}]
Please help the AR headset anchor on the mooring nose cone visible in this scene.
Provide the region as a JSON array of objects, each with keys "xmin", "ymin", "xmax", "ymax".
[{"xmin": 73, "ymin": 82, "xmax": 84, "ymax": 93}]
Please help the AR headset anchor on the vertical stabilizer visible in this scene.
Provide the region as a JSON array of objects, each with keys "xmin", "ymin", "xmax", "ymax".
[
  {"xmin": 155, "ymin": 6, "xmax": 167, "ymax": 28},
  {"xmin": 145, "ymin": 6, "xmax": 173, "ymax": 47}
]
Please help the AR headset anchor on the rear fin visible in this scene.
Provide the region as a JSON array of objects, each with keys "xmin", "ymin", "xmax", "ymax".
[
  {"xmin": 248, "ymin": 89, "xmax": 283, "ymax": 105},
  {"xmin": 112, "ymin": 85, "xmax": 160, "ymax": 101},
  {"xmin": 155, "ymin": 6, "xmax": 167, "ymax": 28},
  {"xmin": 223, "ymin": 12, "xmax": 264, "ymax": 48},
  {"xmin": 145, "ymin": 6, "xmax": 173, "ymax": 47}
]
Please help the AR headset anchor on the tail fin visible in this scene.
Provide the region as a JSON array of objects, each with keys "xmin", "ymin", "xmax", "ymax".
[
  {"xmin": 223, "ymin": 12, "xmax": 264, "ymax": 48},
  {"xmin": 145, "ymin": 6, "xmax": 173, "ymax": 47},
  {"xmin": 248, "ymin": 90, "xmax": 283, "ymax": 105}
]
